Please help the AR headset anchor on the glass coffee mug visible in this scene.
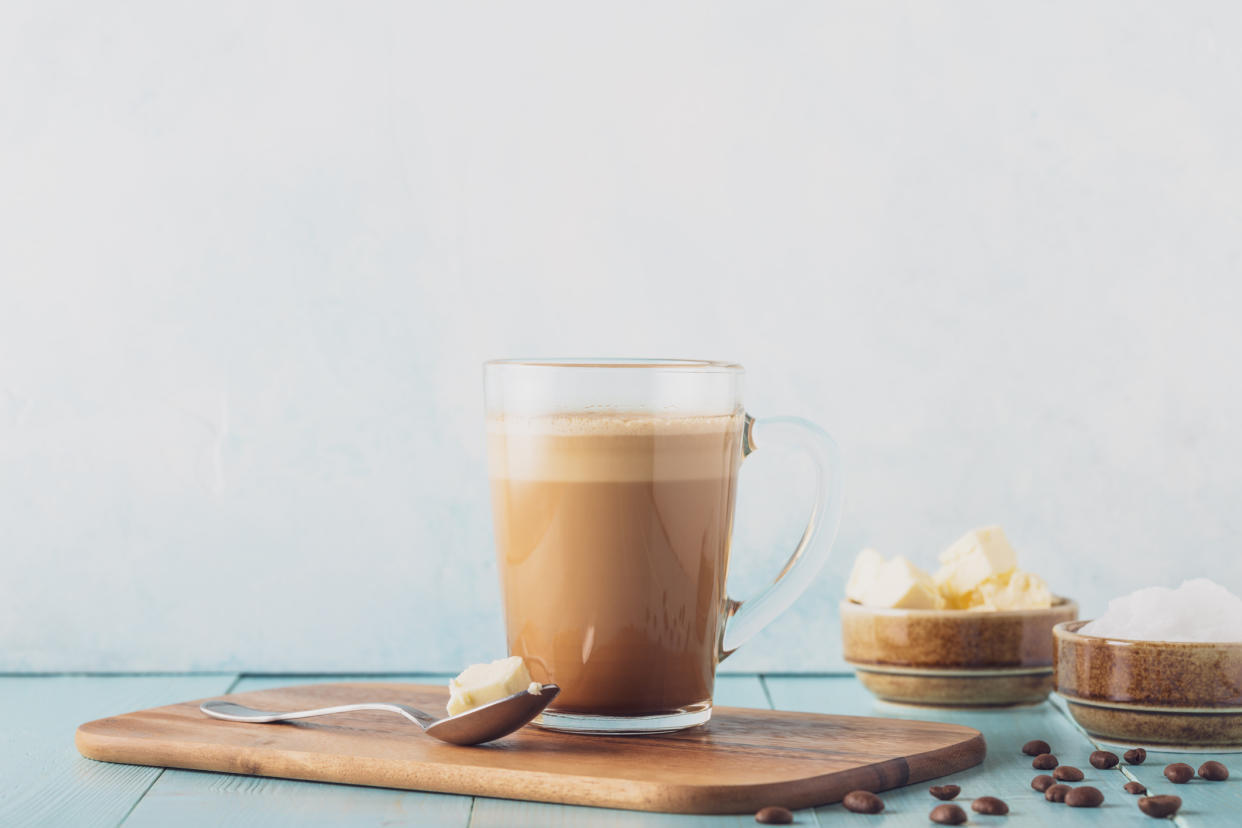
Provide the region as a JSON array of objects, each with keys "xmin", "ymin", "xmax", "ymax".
[{"xmin": 484, "ymin": 359, "xmax": 843, "ymax": 733}]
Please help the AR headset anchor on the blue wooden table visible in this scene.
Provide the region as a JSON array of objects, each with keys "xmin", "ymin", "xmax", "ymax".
[{"xmin": 2, "ymin": 673, "xmax": 1233, "ymax": 826}]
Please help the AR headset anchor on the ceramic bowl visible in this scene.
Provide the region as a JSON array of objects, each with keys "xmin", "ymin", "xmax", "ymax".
[
  {"xmin": 1054, "ymin": 620, "xmax": 1242, "ymax": 749},
  {"xmin": 841, "ymin": 597, "xmax": 1078, "ymax": 706}
]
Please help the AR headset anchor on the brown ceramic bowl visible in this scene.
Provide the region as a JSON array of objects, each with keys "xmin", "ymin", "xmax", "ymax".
[
  {"xmin": 1054, "ymin": 620, "xmax": 1242, "ymax": 749},
  {"xmin": 841, "ymin": 597, "xmax": 1078, "ymax": 706}
]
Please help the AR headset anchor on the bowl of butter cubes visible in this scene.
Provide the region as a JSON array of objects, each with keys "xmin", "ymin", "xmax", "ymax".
[{"xmin": 841, "ymin": 526, "xmax": 1077, "ymax": 706}]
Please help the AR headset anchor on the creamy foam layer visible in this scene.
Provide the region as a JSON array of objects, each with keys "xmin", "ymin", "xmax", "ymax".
[
  {"xmin": 487, "ymin": 412, "xmax": 744, "ymax": 436},
  {"xmin": 487, "ymin": 412, "xmax": 744, "ymax": 482}
]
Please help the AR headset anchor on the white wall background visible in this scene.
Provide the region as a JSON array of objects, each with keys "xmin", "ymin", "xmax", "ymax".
[{"xmin": 3, "ymin": 1, "xmax": 1241, "ymax": 672}]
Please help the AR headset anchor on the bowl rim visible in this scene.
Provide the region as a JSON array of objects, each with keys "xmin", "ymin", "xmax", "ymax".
[
  {"xmin": 839, "ymin": 595, "xmax": 1077, "ymax": 620},
  {"xmin": 1054, "ymin": 619, "xmax": 1242, "ymax": 648}
]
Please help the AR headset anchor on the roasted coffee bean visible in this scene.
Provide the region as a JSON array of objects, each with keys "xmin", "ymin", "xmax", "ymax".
[
  {"xmin": 1198, "ymin": 760, "xmax": 1229, "ymax": 781},
  {"xmin": 1138, "ymin": 794, "xmax": 1182, "ymax": 818},
  {"xmin": 1032, "ymin": 753, "xmax": 1059, "ymax": 770},
  {"xmin": 1031, "ymin": 774, "xmax": 1056, "ymax": 792},
  {"xmin": 1053, "ymin": 765, "xmax": 1084, "ymax": 782},
  {"xmin": 1163, "ymin": 762, "xmax": 1194, "ymax": 784},
  {"xmin": 1090, "ymin": 750, "xmax": 1119, "ymax": 769},
  {"xmin": 1124, "ymin": 748, "xmax": 1148, "ymax": 765},
  {"xmin": 1022, "ymin": 739, "xmax": 1052, "ymax": 756},
  {"xmin": 1066, "ymin": 786, "xmax": 1104, "ymax": 808},
  {"xmin": 929, "ymin": 803, "xmax": 967, "ymax": 825},
  {"xmin": 842, "ymin": 791, "xmax": 884, "ymax": 814},
  {"xmin": 754, "ymin": 805, "xmax": 793, "ymax": 824},
  {"xmin": 929, "ymin": 785, "xmax": 960, "ymax": 800},
  {"xmin": 1124, "ymin": 781, "xmax": 1148, "ymax": 795},
  {"xmin": 971, "ymin": 796, "xmax": 1009, "ymax": 815},
  {"xmin": 1044, "ymin": 784, "xmax": 1072, "ymax": 802}
]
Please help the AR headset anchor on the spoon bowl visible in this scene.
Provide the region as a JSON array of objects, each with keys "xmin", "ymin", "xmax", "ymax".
[{"xmin": 200, "ymin": 684, "xmax": 560, "ymax": 746}]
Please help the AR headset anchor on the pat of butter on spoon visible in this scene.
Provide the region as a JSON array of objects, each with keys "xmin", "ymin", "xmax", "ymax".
[
  {"xmin": 200, "ymin": 656, "xmax": 557, "ymax": 746},
  {"xmin": 448, "ymin": 655, "xmax": 541, "ymax": 716}
]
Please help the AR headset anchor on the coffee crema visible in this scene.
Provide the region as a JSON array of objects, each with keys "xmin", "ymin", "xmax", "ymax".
[{"xmin": 488, "ymin": 412, "xmax": 744, "ymax": 716}]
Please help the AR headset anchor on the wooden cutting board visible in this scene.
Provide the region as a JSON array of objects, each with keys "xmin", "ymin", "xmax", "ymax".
[{"xmin": 76, "ymin": 682, "xmax": 985, "ymax": 814}]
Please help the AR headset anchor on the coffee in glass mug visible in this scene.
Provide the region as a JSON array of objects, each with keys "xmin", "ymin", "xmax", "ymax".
[{"xmin": 485, "ymin": 359, "xmax": 842, "ymax": 733}]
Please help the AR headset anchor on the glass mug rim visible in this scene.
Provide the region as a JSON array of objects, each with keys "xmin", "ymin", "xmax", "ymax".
[{"xmin": 485, "ymin": 357, "xmax": 743, "ymax": 373}]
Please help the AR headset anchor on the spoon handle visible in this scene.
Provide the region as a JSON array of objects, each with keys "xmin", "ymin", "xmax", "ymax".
[{"xmin": 200, "ymin": 700, "xmax": 437, "ymax": 728}]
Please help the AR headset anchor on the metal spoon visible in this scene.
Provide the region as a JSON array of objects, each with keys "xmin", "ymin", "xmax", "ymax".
[{"xmin": 200, "ymin": 684, "xmax": 559, "ymax": 746}]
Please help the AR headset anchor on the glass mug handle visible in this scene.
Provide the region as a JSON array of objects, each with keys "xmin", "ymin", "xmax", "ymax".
[{"xmin": 720, "ymin": 414, "xmax": 846, "ymax": 658}]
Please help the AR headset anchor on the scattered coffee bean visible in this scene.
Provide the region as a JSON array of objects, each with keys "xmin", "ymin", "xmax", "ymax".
[
  {"xmin": 1163, "ymin": 762, "xmax": 1194, "ymax": 784},
  {"xmin": 929, "ymin": 784, "xmax": 960, "ymax": 800},
  {"xmin": 1066, "ymin": 786, "xmax": 1104, "ymax": 808},
  {"xmin": 1138, "ymin": 794, "xmax": 1182, "ymax": 818},
  {"xmin": 1124, "ymin": 748, "xmax": 1148, "ymax": 765},
  {"xmin": 1031, "ymin": 774, "xmax": 1056, "ymax": 792},
  {"xmin": 1199, "ymin": 760, "xmax": 1229, "ymax": 781},
  {"xmin": 1124, "ymin": 781, "xmax": 1148, "ymax": 795},
  {"xmin": 971, "ymin": 796, "xmax": 1009, "ymax": 815},
  {"xmin": 1044, "ymin": 783, "xmax": 1072, "ymax": 802},
  {"xmin": 1032, "ymin": 753, "xmax": 1059, "ymax": 770},
  {"xmin": 754, "ymin": 805, "xmax": 793, "ymax": 824},
  {"xmin": 1053, "ymin": 765, "xmax": 1084, "ymax": 782},
  {"xmin": 1090, "ymin": 750, "xmax": 1119, "ymax": 769},
  {"xmin": 1022, "ymin": 739, "xmax": 1052, "ymax": 756},
  {"xmin": 842, "ymin": 791, "xmax": 884, "ymax": 814},
  {"xmin": 929, "ymin": 803, "xmax": 967, "ymax": 825}
]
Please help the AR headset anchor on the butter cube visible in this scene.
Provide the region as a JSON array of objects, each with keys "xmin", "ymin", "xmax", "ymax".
[
  {"xmin": 863, "ymin": 556, "xmax": 941, "ymax": 609},
  {"xmin": 846, "ymin": 548, "xmax": 886, "ymax": 603},
  {"xmin": 447, "ymin": 656, "xmax": 534, "ymax": 716},
  {"xmin": 934, "ymin": 526, "xmax": 1017, "ymax": 604},
  {"xmin": 964, "ymin": 570, "xmax": 1052, "ymax": 611}
]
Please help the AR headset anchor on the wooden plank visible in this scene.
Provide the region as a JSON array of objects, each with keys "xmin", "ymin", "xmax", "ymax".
[
  {"xmin": 0, "ymin": 674, "xmax": 236, "ymax": 827},
  {"xmin": 122, "ymin": 675, "xmax": 472, "ymax": 828},
  {"xmin": 51, "ymin": 673, "xmax": 1238, "ymax": 826},
  {"xmin": 468, "ymin": 674, "xmax": 803, "ymax": 828},
  {"xmin": 19, "ymin": 672, "xmax": 1232, "ymax": 826},
  {"xmin": 78, "ymin": 679, "xmax": 981, "ymax": 814},
  {"xmin": 121, "ymin": 675, "xmax": 780, "ymax": 827},
  {"xmin": 765, "ymin": 676, "xmax": 1144, "ymax": 826}
]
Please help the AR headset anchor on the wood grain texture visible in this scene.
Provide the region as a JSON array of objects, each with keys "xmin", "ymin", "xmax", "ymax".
[
  {"xmin": 0, "ymin": 674, "xmax": 237, "ymax": 828},
  {"xmin": 125, "ymin": 675, "xmax": 793, "ymax": 828},
  {"xmin": 124, "ymin": 675, "xmax": 772, "ymax": 827},
  {"xmin": 122, "ymin": 675, "xmax": 472, "ymax": 828},
  {"xmin": 2, "ymin": 675, "xmax": 1231, "ymax": 825},
  {"xmin": 76, "ymin": 680, "xmax": 984, "ymax": 814},
  {"xmin": 466, "ymin": 675, "xmax": 797, "ymax": 828},
  {"xmin": 766, "ymin": 676, "xmax": 1156, "ymax": 826}
]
